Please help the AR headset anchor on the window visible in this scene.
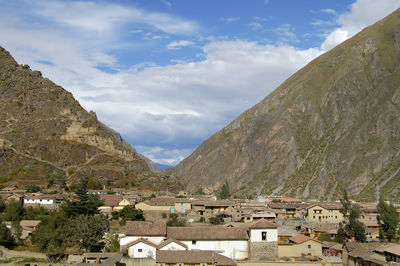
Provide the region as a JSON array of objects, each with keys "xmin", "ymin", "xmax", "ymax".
[
  {"xmin": 308, "ymin": 245, "xmax": 311, "ymax": 249},
  {"xmin": 138, "ymin": 249, "xmax": 142, "ymax": 252},
  {"xmin": 262, "ymin": 231, "xmax": 267, "ymax": 241},
  {"xmin": 192, "ymin": 240, "xmax": 197, "ymax": 245}
]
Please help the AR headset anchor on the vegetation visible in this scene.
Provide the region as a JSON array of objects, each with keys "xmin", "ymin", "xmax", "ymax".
[
  {"xmin": 166, "ymin": 213, "xmax": 186, "ymax": 227},
  {"xmin": 337, "ymin": 190, "xmax": 366, "ymax": 243},
  {"xmin": 219, "ymin": 180, "xmax": 230, "ymax": 200},
  {"xmin": 209, "ymin": 216, "xmax": 224, "ymax": 225},
  {"xmin": 118, "ymin": 205, "xmax": 145, "ymax": 226},
  {"xmin": 377, "ymin": 198, "xmax": 399, "ymax": 242}
]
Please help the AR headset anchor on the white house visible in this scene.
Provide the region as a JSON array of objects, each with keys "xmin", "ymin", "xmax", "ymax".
[
  {"xmin": 126, "ymin": 238, "xmax": 157, "ymax": 259},
  {"xmin": 157, "ymin": 239, "xmax": 188, "ymax": 251},
  {"xmin": 248, "ymin": 219, "xmax": 278, "ymax": 242},
  {"xmin": 167, "ymin": 227, "xmax": 249, "ymax": 260},
  {"xmin": 120, "ymin": 221, "xmax": 166, "ymax": 247}
]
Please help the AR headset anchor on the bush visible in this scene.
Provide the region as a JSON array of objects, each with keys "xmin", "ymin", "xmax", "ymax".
[
  {"xmin": 167, "ymin": 213, "xmax": 186, "ymax": 227},
  {"xmin": 209, "ymin": 216, "xmax": 224, "ymax": 225}
]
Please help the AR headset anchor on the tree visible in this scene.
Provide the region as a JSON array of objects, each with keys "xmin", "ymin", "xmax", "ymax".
[
  {"xmin": 219, "ymin": 180, "xmax": 230, "ymax": 200},
  {"xmin": 337, "ymin": 190, "xmax": 366, "ymax": 243},
  {"xmin": 119, "ymin": 205, "xmax": 145, "ymax": 225},
  {"xmin": 2, "ymin": 200, "xmax": 24, "ymax": 221},
  {"xmin": 62, "ymin": 215, "xmax": 109, "ymax": 252},
  {"xmin": 167, "ymin": 213, "xmax": 186, "ymax": 227},
  {"xmin": 103, "ymin": 232, "xmax": 120, "ymax": 252},
  {"xmin": 61, "ymin": 175, "xmax": 103, "ymax": 217},
  {"xmin": 377, "ymin": 197, "xmax": 399, "ymax": 242},
  {"xmin": 209, "ymin": 216, "xmax": 224, "ymax": 225},
  {"xmin": 0, "ymin": 224, "xmax": 14, "ymax": 248},
  {"xmin": 194, "ymin": 187, "xmax": 205, "ymax": 195}
]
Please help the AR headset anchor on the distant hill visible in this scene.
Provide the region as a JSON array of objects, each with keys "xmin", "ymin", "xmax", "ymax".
[
  {"xmin": 168, "ymin": 9, "xmax": 400, "ymax": 201},
  {"xmin": 0, "ymin": 46, "xmax": 180, "ymax": 190},
  {"xmin": 157, "ymin": 163, "xmax": 174, "ymax": 171}
]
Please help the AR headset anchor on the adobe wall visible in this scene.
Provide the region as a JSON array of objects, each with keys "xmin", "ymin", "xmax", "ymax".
[{"xmin": 249, "ymin": 241, "xmax": 278, "ymax": 260}]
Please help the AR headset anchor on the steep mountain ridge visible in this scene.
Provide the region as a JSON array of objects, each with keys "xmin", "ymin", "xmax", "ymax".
[
  {"xmin": 168, "ymin": 9, "xmax": 400, "ymax": 201},
  {"xmin": 0, "ymin": 47, "xmax": 173, "ymax": 189}
]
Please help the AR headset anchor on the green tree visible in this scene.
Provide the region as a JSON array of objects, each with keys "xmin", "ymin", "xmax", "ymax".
[
  {"xmin": 209, "ymin": 216, "xmax": 224, "ymax": 225},
  {"xmin": 61, "ymin": 175, "xmax": 103, "ymax": 217},
  {"xmin": 118, "ymin": 205, "xmax": 145, "ymax": 225},
  {"xmin": 337, "ymin": 190, "xmax": 366, "ymax": 243},
  {"xmin": 377, "ymin": 198, "xmax": 399, "ymax": 242},
  {"xmin": 11, "ymin": 220, "xmax": 22, "ymax": 244},
  {"xmin": 0, "ymin": 224, "xmax": 14, "ymax": 248},
  {"xmin": 167, "ymin": 213, "xmax": 186, "ymax": 227},
  {"xmin": 194, "ymin": 187, "xmax": 205, "ymax": 195},
  {"xmin": 25, "ymin": 185, "xmax": 41, "ymax": 193},
  {"xmin": 103, "ymin": 232, "xmax": 120, "ymax": 252},
  {"xmin": 0, "ymin": 198, "xmax": 6, "ymax": 213},
  {"xmin": 63, "ymin": 215, "xmax": 109, "ymax": 252},
  {"xmin": 2, "ymin": 200, "xmax": 24, "ymax": 221},
  {"xmin": 219, "ymin": 180, "xmax": 230, "ymax": 200}
]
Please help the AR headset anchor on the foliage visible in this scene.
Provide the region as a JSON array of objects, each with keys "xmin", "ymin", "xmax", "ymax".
[
  {"xmin": 23, "ymin": 206, "xmax": 50, "ymax": 220},
  {"xmin": 0, "ymin": 199, "xmax": 6, "ymax": 213},
  {"xmin": 209, "ymin": 216, "xmax": 224, "ymax": 225},
  {"xmin": 219, "ymin": 180, "xmax": 230, "ymax": 200},
  {"xmin": 102, "ymin": 232, "xmax": 120, "ymax": 252},
  {"xmin": 62, "ymin": 215, "xmax": 109, "ymax": 252},
  {"xmin": 118, "ymin": 205, "xmax": 145, "ymax": 225},
  {"xmin": 11, "ymin": 220, "xmax": 21, "ymax": 244},
  {"xmin": 317, "ymin": 232, "xmax": 334, "ymax": 242},
  {"xmin": 61, "ymin": 175, "xmax": 103, "ymax": 217},
  {"xmin": 25, "ymin": 185, "xmax": 41, "ymax": 193},
  {"xmin": 337, "ymin": 190, "xmax": 366, "ymax": 243},
  {"xmin": 0, "ymin": 223, "xmax": 14, "ymax": 248},
  {"xmin": 167, "ymin": 213, "xmax": 186, "ymax": 227},
  {"xmin": 161, "ymin": 213, "xmax": 167, "ymax": 219},
  {"xmin": 194, "ymin": 187, "xmax": 204, "ymax": 195},
  {"xmin": 377, "ymin": 198, "xmax": 399, "ymax": 242},
  {"xmin": 2, "ymin": 200, "xmax": 24, "ymax": 221},
  {"xmin": 111, "ymin": 211, "xmax": 119, "ymax": 220}
]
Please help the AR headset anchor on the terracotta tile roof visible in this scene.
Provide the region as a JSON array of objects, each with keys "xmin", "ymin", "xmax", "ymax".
[
  {"xmin": 345, "ymin": 242, "xmax": 382, "ymax": 253},
  {"xmin": 157, "ymin": 238, "xmax": 188, "ymax": 250},
  {"xmin": 248, "ymin": 219, "xmax": 277, "ymax": 229},
  {"xmin": 322, "ymin": 241, "xmax": 338, "ymax": 248},
  {"xmin": 289, "ymin": 234, "xmax": 312, "ymax": 244},
  {"xmin": 156, "ymin": 250, "xmax": 236, "ymax": 266},
  {"xmin": 125, "ymin": 238, "xmax": 158, "ymax": 248},
  {"xmin": 99, "ymin": 194, "xmax": 123, "ymax": 207},
  {"xmin": 277, "ymin": 227, "xmax": 294, "ymax": 237},
  {"xmin": 192, "ymin": 200, "xmax": 235, "ymax": 207},
  {"xmin": 167, "ymin": 226, "xmax": 249, "ymax": 240},
  {"xmin": 125, "ymin": 221, "xmax": 167, "ymax": 236}
]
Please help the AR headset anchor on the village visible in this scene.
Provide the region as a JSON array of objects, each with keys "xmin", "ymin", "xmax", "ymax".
[{"xmin": 0, "ymin": 184, "xmax": 399, "ymax": 266}]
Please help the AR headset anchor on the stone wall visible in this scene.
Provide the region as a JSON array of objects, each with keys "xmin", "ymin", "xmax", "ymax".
[{"xmin": 249, "ymin": 241, "xmax": 278, "ymax": 261}]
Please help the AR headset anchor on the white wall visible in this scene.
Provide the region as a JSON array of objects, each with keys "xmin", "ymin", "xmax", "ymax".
[
  {"xmin": 249, "ymin": 229, "xmax": 278, "ymax": 242},
  {"xmin": 181, "ymin": 240, "xmax": 248, "ymax": 260},
  {"xmin": 159, "ymin": 242, "xmax": 186, "ymax": 251},
  {"xmin": 120, "ymin": 236, "xmax": 164, "ymax": 246},
  {"xmin": 128, "ymin": 242, "xmax": 156, "ymax": 259},
  {"xmin": 24, "ymin": 198, "xmax": 54, "ymax": 205}
]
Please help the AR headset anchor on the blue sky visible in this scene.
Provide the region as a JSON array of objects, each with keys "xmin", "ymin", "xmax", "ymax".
[{"xmin": 1, "ymin": 0, "xmax": 400, "ymax": 166}]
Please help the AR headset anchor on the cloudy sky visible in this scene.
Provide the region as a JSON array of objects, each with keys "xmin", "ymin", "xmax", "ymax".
[{"xmin": 1, "ymin": 0, "xmax": 399, "ymax": 167}]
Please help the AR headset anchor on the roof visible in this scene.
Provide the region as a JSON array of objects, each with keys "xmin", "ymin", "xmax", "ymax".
[
  {"xmin": 125, "ymin": 221, "xmax": 166, "ymax": 236},
  {"xmin": 20, "ymin": 220, "xmax": 41, "ymax": 227},
  {"xmin": 377, "ymin": 243, "xmax": 400, "ymax": 256},
  {"xmin": 278, "ymin": 227, "xmax": 294, "ymax": 237},
  {"xmin": 100, "ymin": 194, "xmax": 123, "ymax": 207},
  {"xmin": 156, "ymin": 250, "xmax": 237, "ymax": 266},
  {"xmin": 344, "ymin": 242, "xmax": 382, "ymax": 253},
  {"xmin": 248, "ymin": 219, "xmax": 277, "ymax": 229},
  {"xmin": 289, "ymin": 234, "xmax": 316, "ymax": 244},
  {"xmin": 306, "ymin": 202, "xmax": 342, "ymax": 210},
  {"xmin": 192, "ymin": 200, "xmax": 235, "ymax": 207},
  {"xmin": 125, "ymin": 238, "xmax": 158, "ymax": 248},
  {"xmin": 167, "ymin": 227, "xmax": 249, "ymax": 240},
  {"xmin": 252, "ymin": 213, "xmax": 276, "ymax": 218},
  {"xmin": 322, "ymin": 241, "xmax": 339, "ymax": 248},
  {"xmin": 157, "ymin": 238, "xmax": 188, "ymax": 250}
]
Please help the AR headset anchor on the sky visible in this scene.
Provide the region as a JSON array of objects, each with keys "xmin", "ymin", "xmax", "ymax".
[{"xmin": 1, "ymin": 0, "xmax": 400, "ymax": 166}]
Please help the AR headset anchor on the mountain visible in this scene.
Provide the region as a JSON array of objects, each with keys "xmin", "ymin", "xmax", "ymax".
[
  {"xmin": 0, "ymin": 46, "xmax": 179, "ymax": 190},
  {"xmin": 168, "ymin": 9, "xmax": 400, "ymax": 201}
]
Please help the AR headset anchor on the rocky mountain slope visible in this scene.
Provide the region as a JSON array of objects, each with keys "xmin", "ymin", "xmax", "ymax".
[
  {"xmin": 168, "ymin": 9, "xmax": 400, "ymax": 201},
  {"xmin": 0, "ymin": 47, "xmax": 176, "ymax": 190}
]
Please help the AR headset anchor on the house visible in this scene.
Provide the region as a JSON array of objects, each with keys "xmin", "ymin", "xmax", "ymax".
[
  {"xmin": 247, "ymin": 219, "xmax": 278, "ymax": 260},
  {"xmin": 158, "ymin": 239, "xmax": 188, "ymax": 251},
  {"xmin": 278, "ymin": 234, "xmax": 322, "ymax": 258},
  {"xmin": 322, "ymin": 241, "xmax": 342, "ymax": 258},
  {"xmin": 156, "ymin": 250, "xmax": 237, "ymax": 266},
  {"xmin": 135, "ymin": 197, "xmax": 191, "ymax": 214},
  {"xmin": 375, "ymin": 243, "xmax": 400, "ymax": 263},
  {"xmin": 277, "ymin": 227, "xmax": 294, "ymax": 243},
  {"xmin": 23, "ymin": 193, "xmax": 64, "ymax": 209},
  {"xmin": 184, "ymin": 209, "xmax": 203, "ymax": 223},
  {"xmin": 306, "ymin": 203, "xmax": 343, "ymax": 223},
  {"xmin": 3, "ymin": 220, "xmax": 41, "ymax": 240},
  {"xmin": 268, "ymin": 202, "xmax": 304, "ymax": 218},
  {"xmin": 191, "ymin": 200, "xmax": 241, "ymax": 222},
  {"xmin": 342, "ymin": 242, "xmax": 383, "ymax": 266},
  {"xmin": 120, "ymin": 221, "xmax": 167, "ymax": 247},
  {"xmin": 98, "ymin": 194, "xmax": 132, "ymax": 215},
  {"xmin": 0, "ymin": 193, "xmax": 23, "ymax": 203},
  {"xmin": 167, "ymin": 226, "xmax": 249, "ymax": 260},
  {"xmin": 126, "ymin": 238, "xmax": 158, "ymax": 259}
]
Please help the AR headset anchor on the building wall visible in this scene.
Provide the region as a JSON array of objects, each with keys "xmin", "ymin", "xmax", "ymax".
[
  {"xmin": 174, "ymin": 202, "xmax": 191, "ymax": 213},
  {"xmin": 249, "ymin": 242, "xmax": 278, "ymax": 260},
  {"xmin": 120, "ymin": 236, "xmax": 165, "ymax": 246},
  {"xmin": 249, "ymin": 229, "xmax": 278, "ymax": 242},
  {"xmin": 128, "ymin": 242, "xmax": 156, "ymax": 259},
  {"xmin": 135, "ymin": 202, "xmax": 172, "ymax": 212},
  {"xmin": 181, "ymin": 240, "xmax": 248, "ymax": 260},
  {"xmin": 278, "ymin": 241, "xmax": 322, "ymax": 258},
  {"xmin": 307, "ymin": 206, "xmax": 343, "ymax": 223},
  {"xmin": 24, "ymin": 198, "xmax": 54, "ymax": 205}
]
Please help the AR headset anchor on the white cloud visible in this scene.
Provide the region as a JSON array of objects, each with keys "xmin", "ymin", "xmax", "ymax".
[
  {"xmin": 320, "ymin": 8, "xmax": 337, "ymax": 15},
  {"xmin": 248, "ymin": 22, "xmax": 263, "ymax": 31},
  {"xmin": 220, "ymin": 17, "xmax": 239, "ymax": 23},
  {"xmin": 167, "ymin": 40, "xmax": 194, "ymax": 50},
  {"xmin": 273, "ymin": 24, "xmax": 298, "ymax": 43},
  {"xmin": 321, "ymin": 0, "xmax": 400, "ymax": 50}
]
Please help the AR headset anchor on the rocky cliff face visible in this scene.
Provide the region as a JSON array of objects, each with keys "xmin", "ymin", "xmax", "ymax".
[
  {"xmin": 0, "ymin": 47, "xmax": 174, "ymax": 190},
  {"xmin": 169, "ymin": 9, "xmax": 400, "ymax": 201}
]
